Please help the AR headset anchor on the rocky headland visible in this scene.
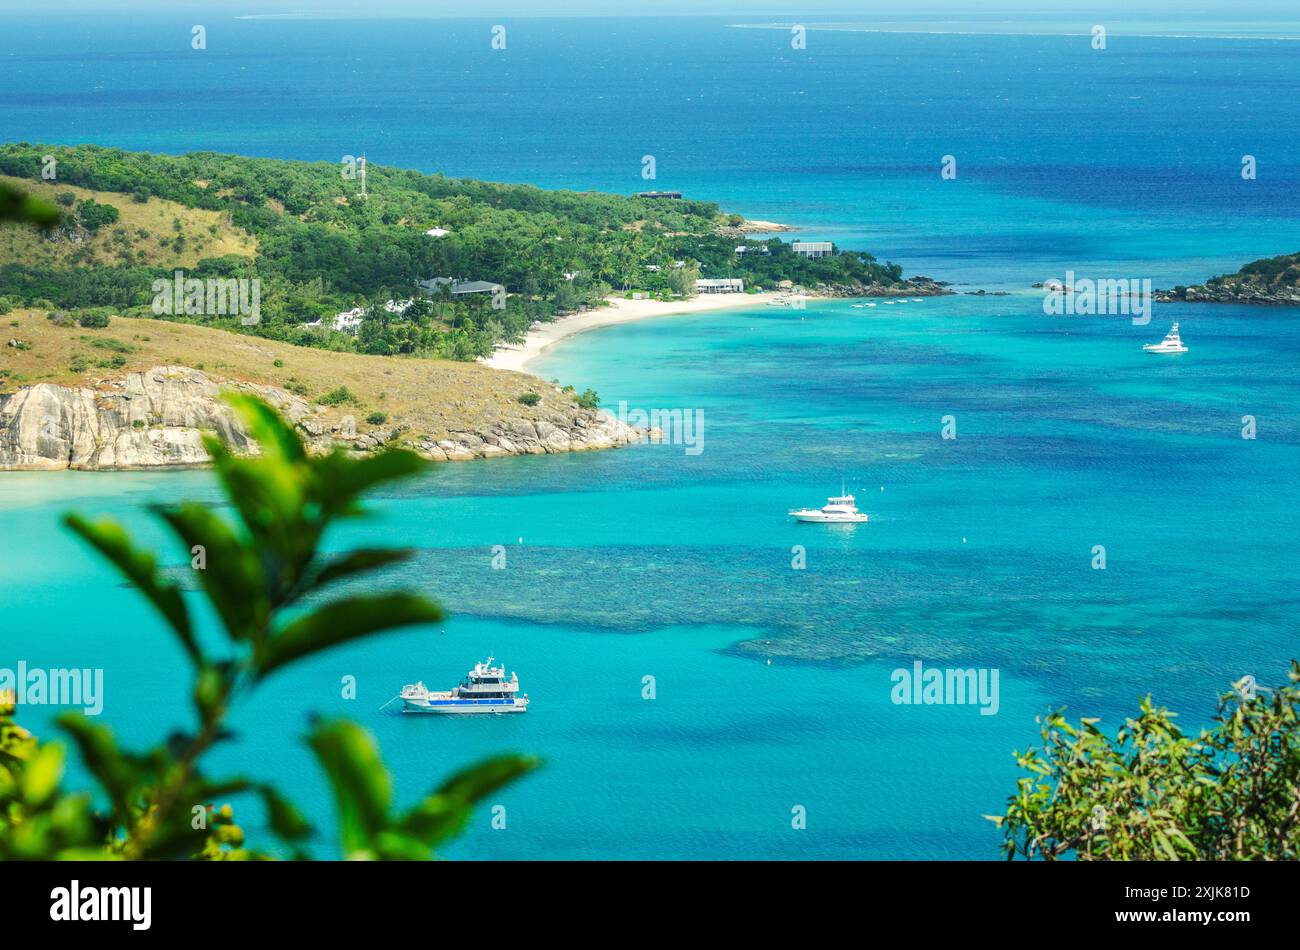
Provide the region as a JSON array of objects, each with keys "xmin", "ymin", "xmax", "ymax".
[
  {"xmin": 0, "ymin": 366, "xmax": 648, "ymax": 471},
  {"xmin": 1154, "ymin": 251, "xmax": 1300, "ymax": 305}
]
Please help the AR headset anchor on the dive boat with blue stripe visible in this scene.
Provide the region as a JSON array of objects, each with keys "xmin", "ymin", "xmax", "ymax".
[{"xmin": 400, "ymin": 657, "xmax": 530, "ymax": 714}]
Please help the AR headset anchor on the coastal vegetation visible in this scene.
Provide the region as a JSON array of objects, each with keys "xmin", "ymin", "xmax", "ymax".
[
  {"xmin": 991, "ymin": 665, "xmax": 1300, "ymax": 860},
  {"xmin": 0, "ymin": 394, "xmax": 535, "ymax": 859},
  {"xmin": 1157, "ymin": 250, "xmax": 1300, "ymax": 305},
  {"xmin": 0, "ymin": 143, "xmax": 922, "ymax": 361}
]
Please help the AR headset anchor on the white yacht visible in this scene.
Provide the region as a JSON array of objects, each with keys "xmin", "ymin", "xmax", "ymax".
[
  {"xmin": 1143, "ymin": 323, "xmax": 1188, "ymax": 354},
  {"xmin": 400, "ymin": 658, "xmax": 529, "ymax": 714},
  {"xmin": 789, "ymin": 483, "xmax": 869, "ymax": 524}
]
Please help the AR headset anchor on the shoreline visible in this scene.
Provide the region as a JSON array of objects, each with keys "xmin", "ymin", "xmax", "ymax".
[{"xmin": 483, "ymin": 293, "xmax": 778, "ymax": 375}]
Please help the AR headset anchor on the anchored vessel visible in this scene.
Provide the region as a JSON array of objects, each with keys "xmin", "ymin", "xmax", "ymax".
[
  {"xmin": 789, "ymin": 483, "xmax": 869, "ymax": 524},
  {"xmin": 1143, "ymin": 322, "xmax": 1188, "ymax": 354},
  {"xmin": 400, "ymin": 658, "xmax": 530, "ymax": 714}
]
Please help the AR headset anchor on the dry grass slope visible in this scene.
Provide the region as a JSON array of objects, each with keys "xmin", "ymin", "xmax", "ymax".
[
  {"xmin": 0, "ymin": 174, "xmax": 256, "ymax": 269},
  {"xmin": 0, "ymin": 312, "xmax": 575, "ymax": 442}
]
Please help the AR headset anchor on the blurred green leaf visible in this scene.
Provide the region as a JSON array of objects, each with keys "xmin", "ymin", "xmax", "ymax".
[
  {"xmin": 313, "ymin": 449, "xmax": 428, "ymax": 519},
  {"xmin": 0, "ymin": 181, "xmax": 60, "ymax": 229},
  {"xmin": 19, "ymin": 742, "xmax": 64, "ymax": 807},
  {"xmin": 399, "ymin": 754, "xmax": 538, "ymax": 848},
  {"xmin": 307, "ymin": 719, "xmax": 391, "ymax": 858},
  {"xmin": 305, "ymin": 547, "xmax": 415, "ymax": 594},
  {"xmin": 155, "ymin": 502, "xmax": 266, "ymax": 643},
  {"xmin": 257, "ymin": 593, "xmax": 443, "ymax": 679},
  {"xmin": 63, "ymin": 514, "xmax": 199, "ymax": 665},
  {"xmin": 257, "ymin": 784, "xmax": 313, "ymax": 843},
  {"xmin": 55, "ymin": 715, "xmax": 142, "ymax": 816}
]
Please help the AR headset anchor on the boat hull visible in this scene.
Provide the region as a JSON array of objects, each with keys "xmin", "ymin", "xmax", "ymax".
[
  {"xmin": 789, "ymin": 511, "xmax": 868, "ymax": 523},
  {"xmin": 402, "ymin": 699, "xmax": 528, "ymax": 714}
]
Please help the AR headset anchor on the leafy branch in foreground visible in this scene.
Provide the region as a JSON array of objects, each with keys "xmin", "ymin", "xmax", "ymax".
[
  {"xmin": 0, "ymin": 181, "xmax": 60, "ymax": 229},
  {"xmin": 989, "ymin": 663, "xmax": 1300, "ymax": 860},
  {"xmin": 0, "ymin": 393, "xmax": 536, "ymax": 860}
]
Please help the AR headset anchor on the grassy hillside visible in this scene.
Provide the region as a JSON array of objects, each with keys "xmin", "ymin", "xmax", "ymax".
[
  {"xmin": 0, "ymin": 310, "xmax": 575, "ymax": 441},
  {"xmin": 0, "ymin": 173, "xmax": 255, "ymax": 269}
]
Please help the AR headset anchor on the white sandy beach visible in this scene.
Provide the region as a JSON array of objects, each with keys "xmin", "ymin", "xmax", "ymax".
[{"xmin": 484, "ymin": 293, "xmax": 776, "ymax": 374}]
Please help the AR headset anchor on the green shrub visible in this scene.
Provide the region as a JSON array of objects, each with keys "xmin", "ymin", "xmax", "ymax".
[
  {"xmin": 75, "ymin": 198, "xmax": 119, "ymax": 233},
  {"xmin": 575, "ymin": 388, "xmax": 600, "ymax": 409},
  {"xmin": 0, "ymin": 298, "xmax": 11, "ymax": 315},
  {"xmin": 317, "ymin": 385, "xmax": 361, "ymax": 407},
  {"xmin": 83, "ymin": 336, "xmax": 132, "ymax": 352},
  {"xmin": 517, "ymin": 392, "xmax": 541, "ymax": 407},
  {"xmin": 273, "ymin": 358, "xmax": 284, "ymax": 368},
  {"xmin": 46, "ymin": 310, "xmax": 76, "ymax": 327},
  {"xmin": 68, "ymin": 354, "xmax": 89, "ymax": 373},
  {"xmin": 77, "ymin": 311, "xmax": 111, "ymax": 329},
  {"xmin": 366, "ymin": 411, "xmax": 388, "ymax": 425},
  {"xmin": 991, "ymin": 664, "xmax": 1300, "ymax": 860}
]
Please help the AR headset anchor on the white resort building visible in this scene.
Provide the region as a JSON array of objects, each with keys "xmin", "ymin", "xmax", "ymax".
[
  {"xmin": 302, "ymin": 298, "xmax": 414, "ymax": 335},
  {"xmin": 696, "ymin": 278, "xmax": 745, "ymax": 294},
  {"xmin": 416, "ymin": 277, "xmax": 505, "ymax": 298},
  {"xmin": 301, "ymin": 307, "xmax": 367, "ymax": 334},
  {"xmin": 791, "ymin": 241, "xmax": 834, "ymax": 258}
]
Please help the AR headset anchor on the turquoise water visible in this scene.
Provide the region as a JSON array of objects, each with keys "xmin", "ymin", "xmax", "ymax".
[
  {"xmin": 3, "ymin": 294, "xmax": 1296, "ymax": 858},
  {"xmin": 3, "ymin": 12, "xmax": 1300, "ymax": 858}
]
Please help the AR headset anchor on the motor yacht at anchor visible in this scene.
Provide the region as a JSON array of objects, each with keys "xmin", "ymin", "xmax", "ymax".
[
  {"xmin": 1143, "ymin": 322, "xmax": 1188, "ymax": 354},
  {"xmin": 400, "ymin": 658, "xmax": 529, "ymax": 714},
  {"xmin": 789, "ymin": 483, "xmax": 869, "ymax": 524}
]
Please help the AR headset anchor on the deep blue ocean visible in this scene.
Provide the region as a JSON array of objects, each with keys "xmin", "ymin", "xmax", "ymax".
[{"xmin": 1, "ymin": 12, "xmax": 1298, "ymax": 859}]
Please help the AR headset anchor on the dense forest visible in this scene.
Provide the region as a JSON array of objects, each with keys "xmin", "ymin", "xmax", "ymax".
[{"xmin": 0, "ymin": 144, "xmax": 911, "ymax": 360}]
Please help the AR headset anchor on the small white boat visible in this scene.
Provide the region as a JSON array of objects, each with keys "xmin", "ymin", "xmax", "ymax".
[
  {"xmin": 865, "ymin": 302, "xmax": 877, "ymax": 307},
  {"xmin": 789, "ymin": 482, "xmax": 869, "ymax": 524},
  {"xmin": 400, "ymin": 657, "xmax": 529, "ymax": 714},
  {"xmin": 852, "ymin": 304, "xmax": 866, "ymax": 309},
  {"xmin": 910, "ymin": 298, "xmax": 924, "ymax": 303},
  {"xmin": 1143, "ymin": 322, "xmax": 1188, "ymax": 354}
]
